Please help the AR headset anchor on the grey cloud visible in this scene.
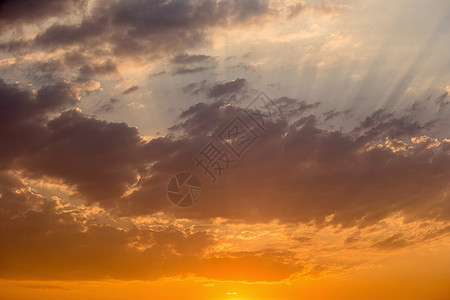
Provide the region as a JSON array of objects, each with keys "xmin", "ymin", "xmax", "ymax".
[
  {"xmin": 208, "ymin": 78, "xmax": 247, "ymax": 98},
  {"xmin": 2, "ymin": 80, "xmax": 450, "ymax": 228},
  {"xmin": 173, "ymin": 66, "xmax": 209, "ymax": 75},
  {"xmin": 172, "ymin": 53, "xmax": 213, "ymax": 64},
  {"xmin": 94, "ymin": 98, "xmax": 121, "ymax": 114},
  {"xmin": 435, "ymin": 91, "xmax": 449, "ymax": 111},
  {"xmin": 119, "ymin": 100, "xmax": 450, "ymax": 228},
  {"xmin": 20, "ymin": 109, "xmax": 143, "ymax": 206},
  {"xmin": 182, "ymin": 80, "xmax": 208, "ymax": 95},
  {"xmin": 323, "ymin": 109, "xmax": 352, "ymax": 121},
  {"xmin": 120, "ymin": 85, "xmax": 139, "ymax": 95},
  {"xmin": 0, "ymin": 0, "xmax": 86, "ymax": 28},
  {"xmin": 287, "ymin": 2, "xmax": 350, "ymax": 19},
  {"xmin": 32, "ymin": 0, "xmax": 274, "ymax": 58},
  {"xmin": 227, "ymin": 63, "xmax": 256, "ymax": 72},
  {"xmin": 0, "ymin": 80, "xmax": 142, "ymax": 206},
  {"xmin": 0, "ymin": 79, "xmax": 78, "ymax": 168},
  {"xmin": 149, "ymin": 70, "xmax": 166, "ymax": 78},
  {"xmin": 353, "ymin": 109, "xmax": 433, "ymax": 141},
  {"xmin": 287, "ymin": 2, "xmax": 306, "ymax": 19},
  {"xmin": 0, "ymin": 39, "xmax": 30, "ymax": 52},
  {"xmin": 181, "ymin": 78, "xmax": 248, "ymax": 99},
  {"xmin": 274, "ymin": 96, "xmax": 321, "ymax": 119},
  {"xmin": 78, "ymin": 60, "xmax": 118, "ymax": 81},
  {"xmin": 35, "ymin": 17, "xmax": 108, "ymax": 47}
]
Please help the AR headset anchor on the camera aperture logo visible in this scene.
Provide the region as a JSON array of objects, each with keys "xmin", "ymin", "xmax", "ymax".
[
  {"xmin": 167, "ymin": 173, "xmax": 202, "ymax": 208},
  {"xmin": 167, "ymin": 92, "xmax": 280, "ymax": 208}
]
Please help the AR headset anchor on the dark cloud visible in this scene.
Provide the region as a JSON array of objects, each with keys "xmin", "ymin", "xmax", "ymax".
[
  {"xmin": 0, "ymin": 79, "xmax": 78, "ymax": 168},
  {"xmin": 35, "ymin": 17, "xmax": 108, "ymax": 47},
  {"xmin": 120, "ymin": 85, "xmax": 139, "ymax": 95},
  {"xmin": 0, "ymin": 79, "xmax": 142, "ymax": 206},
  {"xmin": 0, "ymin": 0, "xmax": 276, "ymax": 88},
  {"xmin": 172, "ymin": 53, "xmax": 213, "ymax": 64},
  {"xmin": 149, "ymin": 70, "xmax": 166, "ymax": 78},
  {"xmin": 0, "ymin": 39, "xmax": 30, "ymax": 52},
  {"xmin": 14, "ymin": 60, "xmax": 68, "ymax": 84},
  {"xmin": 182, "ymin": 80, "xmax": 208, "ymax": 95},
  {"xmin": 312, "ymin": 3, "xmax": 351, "ymax": 15},
  {"xmin": 21, "ymin": 109, "xmax": 143, "ymax": 206},
  {"xmin": 32, "ymin": 0, "xmax": 274, "ymax": 58},
  {"xmin": 118, "ymin": 100, "xmax": 450, "ymax": 227},
  {"xmin": 208, "ymin": 78, "xmax": 247, "ymax": 98},
  {"xmin": 344, "ymin": 237, "xmax": 358, "ymax": 244},
  {"xmin": 287, "ymin": 2, "xmax": 306, "ymax": 19},
  {"xmin": 1, "ymin": 80, "xmax": 450, "ymax": 228},
  {"xmin": 323, "ymin": 109, "xmax": 352, "ymax": 121},
  {"xmin": 95, "ymin": 98, "xmax": 121, "ymax": 114},
  {"xmin": 352, "ymin": 109, "xmax": 434, "ymax": 141},
  {"xmin": 170, "ymin": 53, "xmax": 215, "ymax": 75},
  {"xmin": 274, "ymin": 96, "xmax": 320, "ymax": 119},
  {"xmin": 78, "ymin": 60, "xmax": 118, "ymax": 81},
  {"xmin": 1, "ymin": 77, "xmax": 450, "ymax": 283},
  {"xmin": 0, "ymin": 0, "xmax": 86, "ymax": 28},
  {"xmin": 181, "ymin": 78, "xmax": 249, "ymax": 99},
  {"xmin": 227, "ymin": 62, "xmax": 256, "ymax": 72},
  {"xmin": 0, "ymin": 79, "xmax": 77, "ymax": 118},
  {"xmin": 173, "ymin": 66, "xmax": 209, "ymax": 75},
  {"xmin": 287, "ymin": 2, "xmax": 350, "ymax": 19},
  {"xmin": 435, "ymin": 91, "xmax": 449, "ymax": 111}
]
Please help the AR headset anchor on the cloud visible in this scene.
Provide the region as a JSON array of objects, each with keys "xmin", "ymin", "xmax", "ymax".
[
  {"xmin": 120, "ymin": 85, "xmax": 140, "ymax": 95},
  {"xmin": 287, "ymin": 2, "xmax": 351, "ymax": 19},
  {"xmin": 0, "ymin": 79, "xmax": 78, "ymax": 168},
  {"xmin": 30, "ymin": 0, "xmax": 274, "ymax": 59},
  {"xmin": 0, "ymin": 171, "xmax": 302, "ymax": 281},
  {"xmin": 78, "ymin": 60, "xmax": 119, "ymax": 81},
  {"xmin": 0, "ymin": 0, "xmax": 448, "ymax": 288},
  {"xmin": 182, "ymin": 80, "xmax": 208, "ymax": 95},
  {"xmin": 287, "ymin": 2, "xmax": 307, "ymax": 19},
  {"xmin": 435, "ymin": 91, "xmax": 449, "ymax": 111},
  {"xmin": 173, "ymin": 66, "xmax": 210, "ymax": 75},
  {"xmin": 323, "ymin": 109, "xmax": 352, "ymax": 121},
  {"xmin": 95, "ymin": 98, "xmax": 121, "ymax": 114},
  {"xmin": 1, "ymin": 79, "xmax": 450, "ymax": 229},
  {"xmin": 208, "ymin": 78, "xmax": 248, "ymax": 98},
  {"xmin": 0, "ymin": 0, "xmax": 86, "ymax": 28},
  {"xmin": 0, "ymin": 174, "xmax": 216, "ymax": 280},
  {"xmin": 21, "ymin": 109, "xmax": 144, "ymax": 206},
  {"xmin": 128, "ymin": 101, "xmax": 145, "ymax": 109},
  {"xmin": 352, "ymin": 109, "xmax": 433, "ymax": 141},
  {"xmin": 172, "ymin": 53, "xmax": 213, "ymax": 65},
  {"xmin": 0, "ymin": 79, "xmax": 449, "ymax": 281},
  {"xmin": 118, "ymin": 100, "xmax": 450, "ymax": 228},
  {"xmin": 372, "ymin": 234, "xmax": 409, "ymax": 250},
  {"xmin": 0, "ymin": 39, "xmax": 31, "ymax": 52},
  {"xmin": 0, "ymin": 79, "xmax": 143, "ymax": 206}
]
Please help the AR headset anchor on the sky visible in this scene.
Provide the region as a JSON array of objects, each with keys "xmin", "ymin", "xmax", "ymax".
[{"xmin": 0, "ymin": 0, "xmax": 450, "ymax": 299}]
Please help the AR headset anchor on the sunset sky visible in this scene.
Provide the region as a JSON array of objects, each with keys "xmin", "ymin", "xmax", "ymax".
[{"xmin": 1, "ymin": 0, "xmax": 450, "ymax": 299}]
